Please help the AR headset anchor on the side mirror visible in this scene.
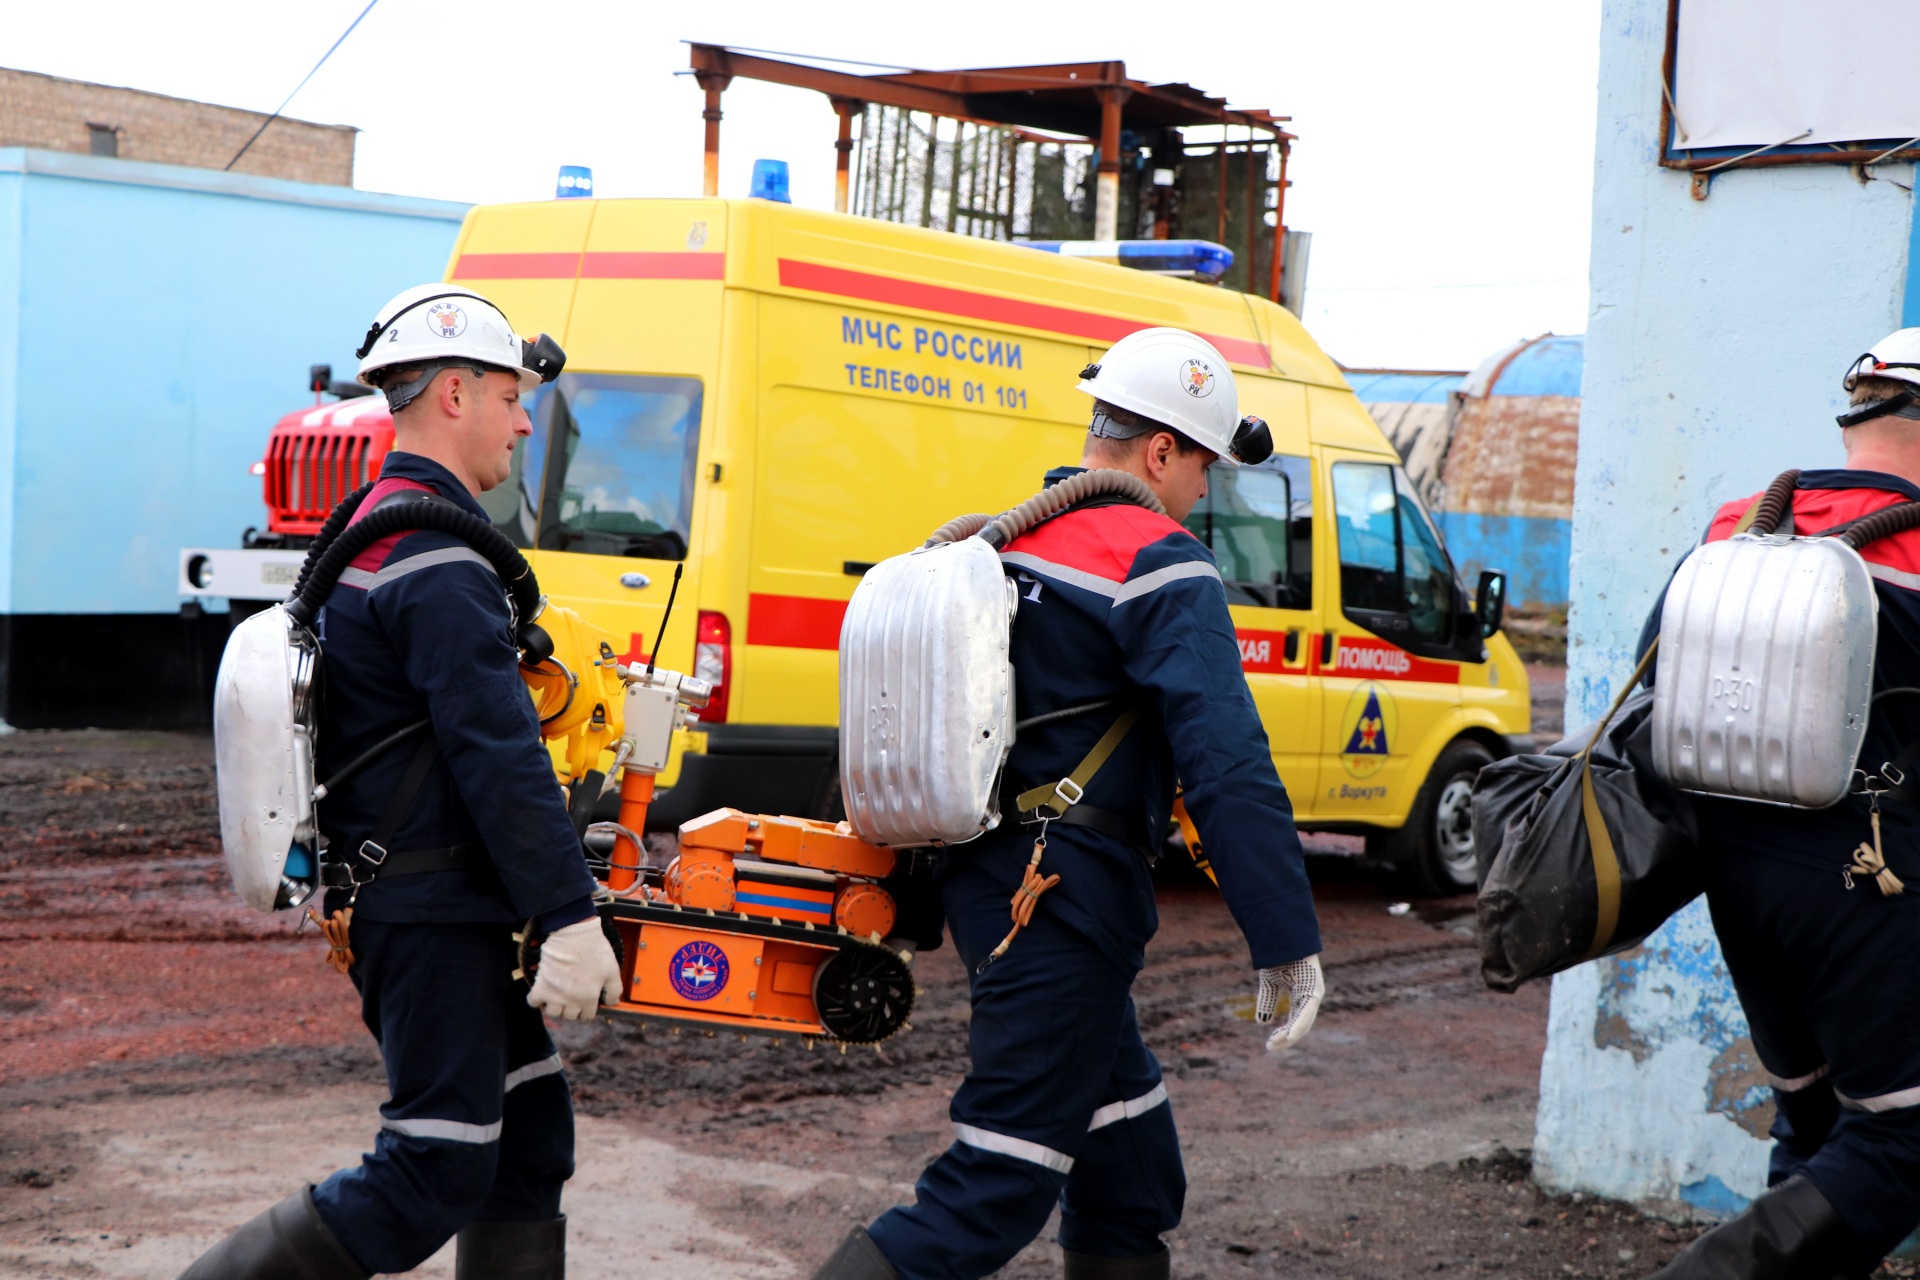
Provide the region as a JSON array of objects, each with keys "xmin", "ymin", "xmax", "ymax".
[{"xmin": 1475, "ymin": 570, "xmax": 1507, "ymax": 639}]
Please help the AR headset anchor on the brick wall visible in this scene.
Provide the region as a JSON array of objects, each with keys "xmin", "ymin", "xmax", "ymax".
[{"xmin": 0, "ymin": 66, "xmax": 356, "ymax": 186}]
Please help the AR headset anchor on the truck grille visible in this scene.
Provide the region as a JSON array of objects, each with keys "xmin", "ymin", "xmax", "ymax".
[{"xmin": 266, "ymin": 430, "xmax": 383, "ymax": 534}]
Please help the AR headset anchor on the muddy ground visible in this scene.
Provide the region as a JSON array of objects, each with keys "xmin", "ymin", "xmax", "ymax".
[{"xmin": 0, "ymin": 668, "xmax": 1749, "ymax": 1278}]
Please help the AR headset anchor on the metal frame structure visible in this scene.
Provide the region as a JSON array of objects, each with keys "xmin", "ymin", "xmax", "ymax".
[
  {"xmin": 1658, "ymin": 0, "xmax": 1920, "ymax": 200},
  {"xmin": 686, "ymin": 43, "xmax": 1296, "ymax": 301}
]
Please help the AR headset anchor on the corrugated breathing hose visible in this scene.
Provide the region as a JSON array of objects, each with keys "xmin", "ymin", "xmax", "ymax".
[
  {"xmin": 1749, "ymin": 469, "xmax": 1802, "ymax": 535},
  {"xmin": 1840, "ymin": 499, "xmax": 1920, "ymax": 551},
  {"xmin": 284, "ymin": 501, "xmax": 542, "ymax": 637},
  {"xmin": 924, "ymin": 468, "xmax": 1166, "ymax": 549}
]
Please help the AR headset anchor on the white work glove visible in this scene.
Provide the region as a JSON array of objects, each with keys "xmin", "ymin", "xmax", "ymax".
[
  {"xmin": 1254, "ymin": 954, "xmax": 1324, "ymax": 1052},
  {"xmin": 526, "ymin": 918, "xmax": 623, "ymax": 1022}
]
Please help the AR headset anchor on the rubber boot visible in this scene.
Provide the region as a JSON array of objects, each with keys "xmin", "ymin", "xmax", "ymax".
[
  {"xmin": 1647, "ymin": 1176, "xmax": 1855, "ymax": 1279},
  {"xmin": 455, "ymin": 1216, "xmax": 566, "ymax": 1279},
  {"xmin": 1063, "ymin": 1241, "xmax": 1172, "ymax": 1280},
  {"xmin": 810, "ymin": 1226, "xmax": 900, "ymax": 1280},
  {"xmin": 177, "ymin": 1186, "xmax": 368, "ymax": 1280}
]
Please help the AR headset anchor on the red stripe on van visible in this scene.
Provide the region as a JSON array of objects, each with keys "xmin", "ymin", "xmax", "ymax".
[
  {"xmin": 1319, "ymin": 635, "xmax": 1460, "ymax": 684},
  {"xmin": 451, "ymin": 252, "xmax": 724, "ymax": 280},
  {"xmin": 451, "ymin": 252, "xmax": 582, "ymax": 278},
  {"xmin": 581, "ymin": 252, "xmax": 724, "ymax": 279},
  {"xmin": 776, "ymin": 258, "xmax": 1272, "ymax": 368},
  {"xmin": 746, "ymin": 593, "xmax": 848, "ymax": 650}
]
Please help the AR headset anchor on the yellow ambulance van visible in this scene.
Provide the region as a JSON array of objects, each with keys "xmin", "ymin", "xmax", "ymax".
[{"xmin": 446, "ymin": 197, "xmax": 1530, "ymax": 893}]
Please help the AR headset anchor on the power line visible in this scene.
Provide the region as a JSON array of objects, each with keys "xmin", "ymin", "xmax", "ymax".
[
  {"xmin": 225, "ymin": 0, "xmax": 382, "ymax": 172},
  {"xmin": 1314, "ymin": 277, "xmax": 1577, "ymax": 294}
]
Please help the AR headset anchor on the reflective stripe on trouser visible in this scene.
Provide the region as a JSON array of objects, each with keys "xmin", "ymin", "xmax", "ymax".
[
  {"xmin": 867, "ymin": 866, "xmax": 1184, "ymax": 1280},
  {"xmin": 1705, "ymin": 846, "xmax": 1920, "ymax": 1270},
  {"xmin": 312, "ymin": 918, "xmax": 574, "ymax": 1276}
]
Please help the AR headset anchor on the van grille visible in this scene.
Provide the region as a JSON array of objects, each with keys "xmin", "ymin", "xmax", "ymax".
[{"xmin": 266, "ymin": 429, "xmax": 383, "ymax": 534}]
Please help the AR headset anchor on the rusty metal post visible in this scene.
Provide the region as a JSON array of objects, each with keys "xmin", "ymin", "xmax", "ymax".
[
  {"xmin": 1244, "ymin": 137, "xmax": 1259, "ymax": 294},
  {"xmin": 1269, "ymin": 138, "xmax": 1289, "ymax": 303},
  {"xmin": 832, "ymin": 98, "xmax": 860, "ymax": 213},
  {"xmin": 1215, "ymin": 143, "xmax": 1227, "ymax": 246},
  {"xmin": 1095, "ymin": 86, "xmax": 1129, "ymax": 240},
  {"xmin": 697, "ymin": 71, "xmax": 732, "ymax": 197}
]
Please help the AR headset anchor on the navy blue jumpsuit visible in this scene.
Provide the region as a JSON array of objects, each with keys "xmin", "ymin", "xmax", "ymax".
[
  {"xmin": 866, "ymin": 471, "xmax": 1323, "ymax": 1280},
  {"xmin": 306, "ymin": 452, "xmax": 597, "ymax": 1275},
  {"xmin": 1643, "ymin": 470, "xmax": 1920, "ymax": 1271}
]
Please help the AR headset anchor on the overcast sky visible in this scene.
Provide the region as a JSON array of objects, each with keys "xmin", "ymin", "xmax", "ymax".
[{"xmin": 9, "ymin": 0, "xmax": 1600, "ymax": 371}]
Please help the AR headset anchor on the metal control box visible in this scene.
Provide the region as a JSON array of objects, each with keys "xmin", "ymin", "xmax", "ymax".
[
  {"xmin": 838, "ymin": 537, "xmax": 1018, "ymax": 847},
  {"xmin": 1651, "ymin": 533, "xmax": 1878, "ymax": 808}
]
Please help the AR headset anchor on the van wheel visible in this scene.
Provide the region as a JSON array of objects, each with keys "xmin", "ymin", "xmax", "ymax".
[{"xmin": 1367, "ymin": 740, "xmax": 1494, "ymax": 897}]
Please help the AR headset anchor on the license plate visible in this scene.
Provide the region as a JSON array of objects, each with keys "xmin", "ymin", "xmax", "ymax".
[{"xmin": 261, "ymin": 563, "xmax": 300, "ymax": 585}]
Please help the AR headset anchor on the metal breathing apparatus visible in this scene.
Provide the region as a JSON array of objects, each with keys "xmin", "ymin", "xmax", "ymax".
[{"xmin": 1650, "ymin": 468, "xmax": 1920, "ymax": 808}]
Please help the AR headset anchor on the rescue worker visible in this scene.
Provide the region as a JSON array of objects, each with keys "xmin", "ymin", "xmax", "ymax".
[
  {"xmin": 1642, "ymin": 328, "xmax": 1920, "ymax": 1280},
  {"xmin": 812, "ymin": 328, "xmax": 1326, "ymax": 1280},
  {"xmin": 178, "ymin": 285, "xmax": 621, "ymax": 1280}
]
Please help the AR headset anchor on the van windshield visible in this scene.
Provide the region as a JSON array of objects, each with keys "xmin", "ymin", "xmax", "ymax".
[{"xmin": 524, "ymin": 374, "xmax": 704, "ymax": 561}]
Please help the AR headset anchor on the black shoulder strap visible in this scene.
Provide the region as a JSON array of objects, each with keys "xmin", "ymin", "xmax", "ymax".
[{"xmin": 351, "ymin": 734, "xmax": 440, "ymax": 875}]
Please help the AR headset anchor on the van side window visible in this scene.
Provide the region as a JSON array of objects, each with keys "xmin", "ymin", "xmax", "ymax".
[
  {"xmin": 1182, "ymin": 453, "xmax": 1312, "ymax": 609},
  {"xmin": 523, "ymin": 374, "xmax": 703, "ymax": 560},
  {"xmin": 476, "ymin": 428, "xmax": 541, "ymax": 548},
  {"xmin": 1331, "ymin": 460, "xmax": 1455, "ymax": 644}
]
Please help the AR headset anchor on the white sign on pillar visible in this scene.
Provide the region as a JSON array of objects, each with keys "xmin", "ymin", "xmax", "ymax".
[{"xmin": 1673, "ymin": 0, "xmax": 1920, "ymax": 150}]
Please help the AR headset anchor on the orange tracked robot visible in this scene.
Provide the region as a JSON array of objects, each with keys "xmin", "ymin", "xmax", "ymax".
[{"xmin": 517, "ymin": 573, "xmax": 916, "ymax": 1047}]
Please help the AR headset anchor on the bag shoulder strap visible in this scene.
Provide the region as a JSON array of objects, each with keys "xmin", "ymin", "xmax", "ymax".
[
  {"xmin": 1730, "ymin": 496, "xmax": 1765, "ymax": 535},
  {"xmin": 1575, "ymin": 642, "xmax": 1660, "ymax": 962}
]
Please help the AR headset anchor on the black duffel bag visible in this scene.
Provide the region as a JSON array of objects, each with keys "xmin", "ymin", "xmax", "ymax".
[{"xmin": 1473, "ymin": 645, "xmax": 1703, "ymax": 993}]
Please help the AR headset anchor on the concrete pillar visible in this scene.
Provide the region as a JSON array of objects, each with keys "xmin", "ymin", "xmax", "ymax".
[{"xmin": 1542, "ymin": 0, "xmax": 1915, "ymax": 1219}]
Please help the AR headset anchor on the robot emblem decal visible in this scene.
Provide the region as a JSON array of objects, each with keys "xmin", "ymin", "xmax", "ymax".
[
  {"xmin": 669, "ymin": 940, "xmax": 731, "ymax": 1001},
  {"xmin": 1339, "ymin": 683, "xmax": 1398, "ymax": 780}
]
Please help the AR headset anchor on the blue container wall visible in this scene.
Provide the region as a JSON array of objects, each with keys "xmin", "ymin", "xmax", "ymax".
[
  {"xmin": 0, "ymin": 173, "xmax": 20, "ymax": 616},
  {"xmin": 1434, "ymin": 511, "xmax": 1571, "ymax": 609},
  {"xmin": 1, "ymin": 152, "xmax": 464, "ymax": 615}
]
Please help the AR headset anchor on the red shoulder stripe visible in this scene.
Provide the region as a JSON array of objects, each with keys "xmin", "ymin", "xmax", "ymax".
[
  {"xmin": 345, "ymin": 478, "xmax": 435, "ymax": 573},
  {"xmin": 1707, "ymin": 485, "xmax": 1920, "ymax": 577},
  {"xmin": 1003, "ymin": 503, "xmax": 1196, "ymax": 582}
]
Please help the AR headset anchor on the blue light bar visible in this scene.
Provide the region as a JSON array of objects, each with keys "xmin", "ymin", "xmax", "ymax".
[
  {"xmin": 1021, "ymin": 239, "xmax": 1234, "ymax": 284},
  {"xmin": 556, "ymin": 165, "xmax": 594, "ymax": 199}
]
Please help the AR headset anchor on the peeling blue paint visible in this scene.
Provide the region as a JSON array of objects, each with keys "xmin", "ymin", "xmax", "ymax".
[{"xmin": 1680, "ymin": 1177, "xmax": 1751, "ymax": 1219}]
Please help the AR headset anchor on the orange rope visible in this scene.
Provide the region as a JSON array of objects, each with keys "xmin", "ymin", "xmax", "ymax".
[
  {"xmin": 307, "ymin": 906, "xmax": 355, "ymax": 974},
  {"xmin": 980, "ymin": 838, "xmax": 1060, "ymax": 971}
]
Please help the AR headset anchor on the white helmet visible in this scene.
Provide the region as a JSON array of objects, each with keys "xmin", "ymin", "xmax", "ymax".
[
  {"xmin": 1839, "ymin": 327, "xmax": 1920, "ymax": 427},
  {"xmin": 355, "ymin": 283, "xmax": 565, "ymax": 411},
  {"xmin": 1075, "ymin": 327, "xmax": 1271, "ymax": 466},
  {"xmin": 1844, "ymin": 328, "xmax": 1920, "ymax": 392}
]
